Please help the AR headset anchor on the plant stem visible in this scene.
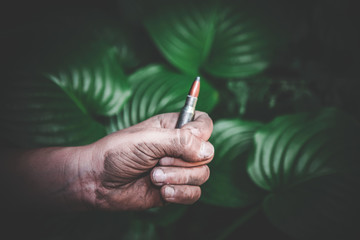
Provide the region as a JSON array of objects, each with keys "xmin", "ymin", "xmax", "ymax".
[{"xmin": 216, "ymin": 205, "xmax": 261, "ymax": 240}]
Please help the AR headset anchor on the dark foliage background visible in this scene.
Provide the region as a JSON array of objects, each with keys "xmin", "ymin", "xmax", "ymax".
[{"xmin": 1, "ymin": 0, "xmax": 360, "ymax": 239}]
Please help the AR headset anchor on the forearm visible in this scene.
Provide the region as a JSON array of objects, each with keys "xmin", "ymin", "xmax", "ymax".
[{"xmin": 0, "ymin": 145, "xmax": 96, "ymax": 212}]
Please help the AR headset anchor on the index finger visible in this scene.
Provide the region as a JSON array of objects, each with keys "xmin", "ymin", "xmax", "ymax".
[
  {"xmin": 135, "ymin": 111, "xmax": 213, "ymax": 142},
  {"xmin": 134, "ymin": 112, "xmax": 179, "ymax": 129}
]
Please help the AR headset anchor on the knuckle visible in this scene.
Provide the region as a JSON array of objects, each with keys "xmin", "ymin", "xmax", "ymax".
[
  {"xmin": 204, "ymin": 112, "xmax": 211, "ymax": 121},
  {"xmin": 203, "ymin": 165, "xmax": 210, "ymax": 182},
  {"xmin": 191, "ymin": 166, "xmax": 210, "ymax": 185},
  {"xmin": 189, "ymin": 187, "xmax": 200, "ymax": 199},
  {"xmin": 206, "ymin": 115, "xmax": 214, "ymax": 132},
  {"xmin": 193, "ymin": 187, "xmax": 201, "ymax": 201},
  {"xmin": 200, "ymin": 112, "xmax": 212, "ymax": 123},
  {"xmin": 209, "ymin": 118, "xmax": 214, "ymax": 131},
  {"xmin": 178, "ymin": 130, "xmax": 195, "ymax": 148},
  {"xmin": 183, "ymin": 168, "xmax": 190, "ymax": 184},
  {"xmin": 189, "ymin": 127, "xmax": 201, "ymax": 137}
]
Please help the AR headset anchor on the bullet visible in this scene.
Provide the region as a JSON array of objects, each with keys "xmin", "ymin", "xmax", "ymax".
[{"xmin": 175, "ymin": 77, "xmax": 200, "ymax": 128}]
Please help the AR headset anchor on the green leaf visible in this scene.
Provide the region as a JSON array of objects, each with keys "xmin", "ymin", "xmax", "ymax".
[
  {"xmin": 144, "ymin": 1, "xmax": 217, "ymax": 76},
  {"xmin": 45, "ymin": 45, "xmax": 131, "ymax": 117},
  {"xmin": 0, "ymin": 75, "xmax": 106, "ymax": 147},
  {"xmin": 247, "ymin": 108, "xmax": 360, "ymax": 239},
  {"xmin": 201, "ymin": 119, "xmax": 266, "ymax": 208},
  {"xmin": 145, "ymin": 0, "xmax": 273, "ymax": 78},
  {"xmin": 202, "ymin": 3, "xmax": 272, "ymax": 78},
  {"xmin": 107, "ymin": 65, "xmax": 218, "ymax": 132}
]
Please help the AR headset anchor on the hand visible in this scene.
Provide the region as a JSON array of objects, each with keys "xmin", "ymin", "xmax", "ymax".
[{"xmin": 85, "ymin": 111, "xmax": 214, "ymax": 211}]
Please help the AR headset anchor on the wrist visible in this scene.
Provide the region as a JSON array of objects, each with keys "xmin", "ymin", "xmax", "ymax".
[{"xmin": 66, "ymin": 144, "xmax": 100, "ymax": 211}]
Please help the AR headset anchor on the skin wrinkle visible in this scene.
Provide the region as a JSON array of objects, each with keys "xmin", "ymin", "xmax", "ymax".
[
  {"xmin": 179, "ymin": 130, "xmax": 194, "ymax": 149},
  {"xmin": 102, "ymin": 152, "xmax": 131, "ymax": 187},
  {"xmin": 94, "ymin": 187, "xmax": 108, "ymax": 209},
  {"xmin": 62, "ymin": 151, "xmax": 71, "ymax": 208},
  {"xmin": 183, "ymin": 168, "xmax": 190, "ymax": 185},
  {"xmin": 123, "ymin": 144, "xmax": 155, "ymax": 170},
  {"xmin": 140, "ymin": 142, "xmax": 164, "ymax": 159},
  {"xmin": 72, "ymin": 148, "xmax": 97, "ymax": 210},
  {"xmin": 47, "ymin": 150, "xmax": 79, "ymax": 209},
  {"xmin": 158, "ymin": 165, "xmax": 209, "ymax": 186},
  {"xmin": 164, "ymin": 186, "xmax": 201, "ymax": 204},
  {"xmin": 77, "ymin": 151, "xmax": 85, "ymax": 209},
  {"xmin": 156, "ymin": 114, "xmax": 166, "ymax": 128},
  {"xmin": 137, "ymin": 177, "xmax": 155, "ymax": 209},
  {"xmin": 169, "ymin": 130, "xmax": 186, "ymax": 158},
  {"xmin": 186, "ymin": 168, "xmax": 198, "ymax": 185},
  {"xmin": 101, "ymin": 147, "xmax": 154, "ymax": 189},
  {"xmin": 88, "ymin": 169, "xmax": 100, "ymax": 209},
  {"xmin": 98, "ymin": 177, "xmax": 163, "ymax": 211},
  {"xmin": 189, "ymin": 187, "xmax": 201, "ymax": 202},
  {"xmin": 133, "ymin": 144, "xmax": 154, "ymax": 159},
  {"xmin": 102, "ymin": 153, "xmax": 123, "ymax": 187}
]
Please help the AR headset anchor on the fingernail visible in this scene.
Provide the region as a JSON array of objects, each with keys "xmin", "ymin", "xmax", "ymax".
[
  {"xmin": 153, "ymin": 168, "xmax": 166, "ymax": 183},
  {"xmin": 164, "ymin": 186, "xmax": 175, "ymax": 198},
  {"xmin": 199, "ymin": 142, "xmax": 214, "ymax": 158}
]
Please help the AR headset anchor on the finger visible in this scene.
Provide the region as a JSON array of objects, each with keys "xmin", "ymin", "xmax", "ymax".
[
  {"xmin": 159, "ymin": 157, "xmax": 212, "ymax": 167},
  {"xmin": 111, "ymin": 127, "xmax": 214, "ymax": 162},
  {"xmin": 135, "ymin": 112, "xmax": 213, "ymax": 141},
  {"xmin": 181, "ymin": 111, "xmax": 213, "ymax": 141},
  {"xmin": 135, "ymin": 112, "xmax": 179, "ymax": 129},
  {"xmin": 132, "ymin": 128, "xmax": 214, "ymax": 162},
  {"xmin": 161, "ymin": 185, "xmax": 201, "ymax": 205},
  {"xmin": 151, "ymin": 165, "xmax": 210, "ymax": 186},
  {"xmin": 167, "ymin": 129, "xmax": 214, "ymax": 162}
]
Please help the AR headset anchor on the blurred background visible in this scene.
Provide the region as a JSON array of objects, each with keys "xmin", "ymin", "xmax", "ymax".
[{"xmin": 1, "ymin": 0, "xmax": 360, "ymax": 239}]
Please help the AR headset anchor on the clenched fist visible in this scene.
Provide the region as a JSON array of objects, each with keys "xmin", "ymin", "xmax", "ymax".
[{"xmin": 90, "ymin": 111, "xmax": 214, "ymax": 210}]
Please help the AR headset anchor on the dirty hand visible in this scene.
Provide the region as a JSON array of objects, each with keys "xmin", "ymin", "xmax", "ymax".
[{"xmin": 88, "ymin": 111, "xmax": 214, "ymax": 210}]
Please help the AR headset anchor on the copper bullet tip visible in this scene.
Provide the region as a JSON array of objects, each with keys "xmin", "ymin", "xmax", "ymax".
[{"xmin": 189, "ymin": 76, "xmax": 200, "ymax": 98}]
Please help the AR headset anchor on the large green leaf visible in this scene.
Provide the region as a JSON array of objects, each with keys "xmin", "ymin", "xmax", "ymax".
[
  {"xmin": 247, "ymin": 108, "xmax": 360, "ymax": 239},
  {"xmin": 45, "ymin": 45, "xmax": 131, "ymax": 117},
  {"xmin": 144, "ymin": 1, "xmax": 217, "ymax": 76},
  {"xmin": 201, "ymin": 119, "xmax": 266, "ymax": 208},
  {"xmin": 0, "ymin": 76, "xmax": 106, "ymax": 147},
  {"xmin": 107, "ymin": 65, "xmax": 218, "ymax": 132},
  {"xmin": 145, "ymin": 0, "xmax": 273, "ymax": 78},
  {"xmin": 202, "ymin": 2, "xmax": 272, "ymax": 78}
]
